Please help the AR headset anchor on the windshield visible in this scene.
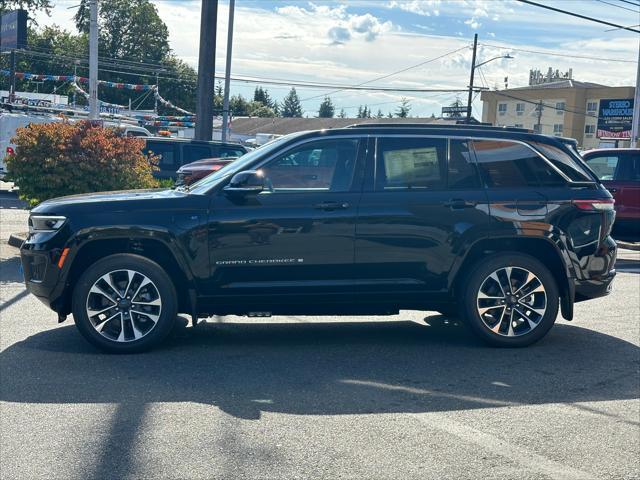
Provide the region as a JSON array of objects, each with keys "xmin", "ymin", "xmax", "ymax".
[{"xmin": 188, "ymin": 133, "xmax": 306, "ymax": 194}]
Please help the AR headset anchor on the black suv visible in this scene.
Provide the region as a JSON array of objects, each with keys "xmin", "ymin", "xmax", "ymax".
[
  {"xmin": 145, "ymin": 137, "xmax": 248, "ymax": 179},
  {"xmin": 20, "ymin": 124, "xmax": 616, "ymax": 352}
]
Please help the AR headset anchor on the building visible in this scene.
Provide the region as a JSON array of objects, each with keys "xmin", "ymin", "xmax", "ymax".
[{"xmin": 481, "ymin": 77, "xmax": 635, "ymax": 149}]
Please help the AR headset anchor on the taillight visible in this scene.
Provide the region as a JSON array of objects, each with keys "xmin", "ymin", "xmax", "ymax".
[
  {"xmin": 6, "ymin": 146, "xmax": 15, "ymax": 156},
  {"xmin": 573, "ymin": 199, "xmax": 615, "ymax": 211}
]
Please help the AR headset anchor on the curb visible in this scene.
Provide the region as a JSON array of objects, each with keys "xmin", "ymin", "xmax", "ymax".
[
  {"xmin": 617, "ymin": 240, "xmax": 640, "ymax": 251},
  {"xmin": 7, "ymin": 233, "xmax": 27, "ymax": 249}
]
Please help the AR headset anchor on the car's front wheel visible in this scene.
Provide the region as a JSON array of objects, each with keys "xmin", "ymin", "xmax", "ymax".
[
  {"xmin": 461, "ymin": 253, "xmax": 559, "ymax": 347},
  {"xmin": 72, "ymin": 254, "xmax": 178, "ymax": 353}
]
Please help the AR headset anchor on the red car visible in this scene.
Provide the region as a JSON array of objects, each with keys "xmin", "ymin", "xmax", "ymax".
[
  {"xmin": 176, "ymin": 157, "xmax": 238, "ymax": 186},
  {"xmin": 582, "ymin": 148, "xmax": 640, "ymax": 232}
]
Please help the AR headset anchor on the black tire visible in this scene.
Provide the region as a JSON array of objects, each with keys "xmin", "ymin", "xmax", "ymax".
[
  {"xmin": 72, "ymin": 254, "xmax": 178, "ymax": 353},
  {"xmin": 460, "ymin": 252, "xmax": 559, "ymax": 347}
]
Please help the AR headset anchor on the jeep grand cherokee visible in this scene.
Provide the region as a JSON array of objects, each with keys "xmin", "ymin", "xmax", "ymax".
[{"xmin": 20, "ymin": 124, "xmax": 616, "ymax": 352}]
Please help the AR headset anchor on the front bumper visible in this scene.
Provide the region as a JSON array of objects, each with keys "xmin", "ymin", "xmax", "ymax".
[{"xmin": 20, "ymin": 243, "xmax": 67, "ymax": 313}]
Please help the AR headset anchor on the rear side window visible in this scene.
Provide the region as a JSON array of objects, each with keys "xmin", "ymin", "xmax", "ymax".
[
  {"xmin": 377, "ymin": 137, "xmax": 446, "ymax": 190},
  {"xmin": 448, "ymin": 140, "xmax": 480, "ymax": 189},
  {"xmin": 472, "ymin": 140, "xmax": 565, "ymax": 188},
  {"xmin": 617, "ymin": 152, "xmax": 640, "ymax": 181},
  {"xmin": 532, "ymin": 142, "xmax": 593, "ymax": 181},
  {"xmin": 146, "ymin": 142, "xmax": 177, "ymax": 170}
]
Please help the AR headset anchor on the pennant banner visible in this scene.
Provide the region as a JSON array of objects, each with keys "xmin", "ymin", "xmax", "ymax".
[{"xmin": 1, "ymin": 70, "xmax": 154, "ymax": 90}]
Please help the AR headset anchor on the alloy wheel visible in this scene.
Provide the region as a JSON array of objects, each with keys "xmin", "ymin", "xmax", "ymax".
[
  {"xmin": 85, "ymin": 269, "xmax": 162, "ymax": 342},
  {"xmin": 476, "ymin": 266, "xmax": 547, "ymax": 337}
]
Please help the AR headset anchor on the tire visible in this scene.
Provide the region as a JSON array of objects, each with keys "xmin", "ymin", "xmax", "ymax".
[
  {"xmin": 460, "ymin": 252, "xmax": 559, "ymax": 347},
  {"xmin": 72, "ymin": 254, "xmax": 178, "ymax": 353}
]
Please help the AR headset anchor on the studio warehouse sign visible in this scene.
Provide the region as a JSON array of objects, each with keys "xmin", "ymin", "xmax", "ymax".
[{"xmin": 597, "ymin": 99, "xmax": 633, "ymax": 139}]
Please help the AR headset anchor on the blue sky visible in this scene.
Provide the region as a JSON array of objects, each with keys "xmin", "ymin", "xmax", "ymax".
[{"xmin": 36, "ymin": 0, "xmax": 639, "ymax": 117}]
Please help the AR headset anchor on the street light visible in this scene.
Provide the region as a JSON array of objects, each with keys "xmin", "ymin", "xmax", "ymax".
[{"xmin": 466, "ymin": 33, "xmax": 514, "ymax": 122}]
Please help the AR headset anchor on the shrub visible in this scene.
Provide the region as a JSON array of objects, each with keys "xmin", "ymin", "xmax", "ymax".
[{"xmin": 6, "ymin": 121, "xmax": 158, "ymax": 206}]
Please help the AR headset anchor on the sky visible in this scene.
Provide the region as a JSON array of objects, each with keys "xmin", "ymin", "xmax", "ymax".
[{"xmin": 33, "ymin": 0, "xmax": 639, "ymax": 118}]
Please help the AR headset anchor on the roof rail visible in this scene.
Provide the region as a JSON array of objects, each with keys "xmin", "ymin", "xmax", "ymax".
[{"xmin": 345, "ymin": 123, "xmax": 532, "ymax": 133}]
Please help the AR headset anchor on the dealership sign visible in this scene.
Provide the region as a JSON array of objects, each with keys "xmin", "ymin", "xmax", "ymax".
[
  {"xmin": 0, "ymin": 10, "xmax": 28, "ymax": 50},
  {"xmin": 597, "ymin": 98, "xmax": 633, "ymax": 139}
]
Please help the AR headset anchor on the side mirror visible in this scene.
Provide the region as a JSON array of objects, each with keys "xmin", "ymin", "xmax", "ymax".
[{"xmin": 224, "ymin": 170, "xmax": 265, "ymax": 195}]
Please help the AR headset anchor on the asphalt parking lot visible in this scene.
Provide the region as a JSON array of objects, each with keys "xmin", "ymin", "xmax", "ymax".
[{"xmin": 1, "ymin": 197, "xmax": 639, "ymax": 480}]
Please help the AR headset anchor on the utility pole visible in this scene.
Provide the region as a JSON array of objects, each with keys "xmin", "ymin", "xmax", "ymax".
[
  {"xmin": 72, "ymin": 62, "xmax": 78, "ymax": 107},
  {"xmin": 466, "ymin": 33, "xmax": 478, "ymax": 123},
  {"xmin": 631, "ymin": 39, "xmax": 640, "ymax": 148},
  {"xmin": 195, "ymin": 0, "xmax": 219, "ymax": 141},
  {"xmin": 536, "ymin": 101, "xmax": 543, "ymax": 133},
  {"xmin": 88, "ymin": 0, "xmax": 99, "ymax": 120},
  {"xmin": 9, "ymin": 49, "xmax": 16, "ymax": 102},
  {"xmin": 154, "ymin": 71, "xmax": 159, "ymax": 115},
  {"xmin": 221, "ymin": 0, "xmax": 235, "ymax": 143}
]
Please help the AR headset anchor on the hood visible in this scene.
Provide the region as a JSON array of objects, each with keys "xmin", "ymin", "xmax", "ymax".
[{"xmin": 32, "ymin": 188, "xmax": 188, "ymax": 214}]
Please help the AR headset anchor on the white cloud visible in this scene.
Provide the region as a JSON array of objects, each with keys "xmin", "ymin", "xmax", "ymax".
[{"xmin": 388, "ymin": 0, "xmax": 442, "ymax": 16}]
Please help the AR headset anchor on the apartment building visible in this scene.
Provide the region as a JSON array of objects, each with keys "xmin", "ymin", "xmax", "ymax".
[{"xmin": 481, "ymin": 79, "xmax": 635, "ymax": 149}]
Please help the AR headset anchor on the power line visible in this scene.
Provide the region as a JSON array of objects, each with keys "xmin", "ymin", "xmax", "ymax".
[
  {"xmin": 515, "ymin": 0, "xmax": 640, "ymax": 33},
  {"xmin": 617, "ymin": 0, "xmax": 640, "ymax": 7},
  {"xmin": 478, "ymin": 43, "xmax": 637, "ymax": 64},
  {"xmin": 300, "ymin": 45, "xmax": 470, "ymax": 102},
  {"xmin": 595, "ymin": 0, "xmax": 640, "ymax": 13}
]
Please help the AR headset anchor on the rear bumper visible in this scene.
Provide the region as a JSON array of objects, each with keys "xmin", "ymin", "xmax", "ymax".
[{"xmin": 574, "ymin": 270, "xmax": 616, "ymax": 302}]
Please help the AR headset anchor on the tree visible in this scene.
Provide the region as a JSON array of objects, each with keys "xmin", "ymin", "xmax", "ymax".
[
  {"xmin": 338, "ymin": 108, "xmax": 347, "ymax": 118},
  {"xmin": 318, "ymin": 96, "xmax": 335, "ymax": 118},
  {"xmin": 253, "ymin": 86, "xmax": 273, "ymax": 108},
  {"xmin": 248, "ymin": 101, "xmax": 276, "ymax": 118},
  {"xmin": 395, "ymin": 97, "xmax": 411, "ymax": 118},
  {"xmin": 0, "ymin": 0, "xmax": 51, "ymax": 15},
  {"xmin": 230, "ymin": 94, "xmax": 250, "ymax": 116},
  {"xmin": 444, "ymin": 99, "xmax": 465, "ymax": 118},
  {"xmin": 375, "ymin": 109, "xmax": 384, "ymax": 119},
  {"xmin": 75, "ymin": 0, "xmax": 169, "ymax": 63},
  {"xmin": 215, "ymin": 81, "xmax": 224, "ymax": 97},
  {"xmin": 281, "ymin": 87, "xmax": 303, "ymax": 117}
]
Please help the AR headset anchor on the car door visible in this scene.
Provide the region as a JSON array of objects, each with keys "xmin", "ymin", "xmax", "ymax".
[
  {"xmin": 613, "ymin": 151, "xmax": 640, "ymax": 222},
  {"xmin": 204, "ymin": 136, "xmax": 366, "ymax": 303},
  {"xmin": 355, "ymin": 136, "xmax": 490, "ymax": 299}
]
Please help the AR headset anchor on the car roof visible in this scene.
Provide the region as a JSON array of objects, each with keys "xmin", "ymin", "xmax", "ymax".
[
  {"xmin": 582, "ymin": 148, "xmax": 639, "ymax": 155},
  {"xmin": 144, "ymin": 136, "xmax": 245, "ymax": 147}
]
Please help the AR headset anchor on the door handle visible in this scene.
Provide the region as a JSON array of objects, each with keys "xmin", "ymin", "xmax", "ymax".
[
  {"xmin": 314, "ymin": 201, "xmax": 350, "ymax": 211},
  {"xmin": 444, "ymin": 199, "xmax": 477, "ymax": 209}
]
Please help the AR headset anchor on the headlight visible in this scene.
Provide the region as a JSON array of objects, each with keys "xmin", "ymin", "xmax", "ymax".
[{"xmin": 29, "ymin": 215, "xmax": 67, "ymax": 233}]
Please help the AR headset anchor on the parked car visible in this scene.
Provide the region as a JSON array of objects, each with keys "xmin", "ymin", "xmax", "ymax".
[
  {"xmin": 144, "ymin": 137, "xmax": 247, "ymax": 179},
  {"xmin": 581, "ymin": 148, "xmax": 639, "ymax": 232},
  {"xmin": 176, "ymin": 157, "xmax": 238, "ymax": 186},
  {"xmin": 20, "ymin": 124, "xmax": 616, "ymax": 352}
]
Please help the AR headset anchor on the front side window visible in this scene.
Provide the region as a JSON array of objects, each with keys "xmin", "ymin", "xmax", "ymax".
[
  {"xmin": 584, "ymin": 155, "xmax": 619, "ymax": 181},
  {"xmin": 216, "ymin": 147, "xmax": 246, "ymax": 158},
  {"xmin": 261, "ymin": 138, "xmax": 358, "ymax": 192},
  {"xmin": 376, "ymin": 137, "xmax": 446, "ymax": 190},
  {"xmin": 472, "ymin": 140, "xmax": 565, "ymax": 188}
]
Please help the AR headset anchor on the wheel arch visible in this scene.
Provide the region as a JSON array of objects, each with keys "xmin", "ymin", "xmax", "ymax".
[
  {"xmin": 60, "ymin": 235, "xmax": 195, "ymax": 316},
  {"xmin": 450, "ymin": 236, "xmax": 574, "ymax": 320}
]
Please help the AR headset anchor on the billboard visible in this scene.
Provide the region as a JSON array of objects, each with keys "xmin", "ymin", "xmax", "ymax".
[
  {"xmin": 1, "ymin": 10, "xmax": 28, "ymax": 50},
  {"xmin": 597, "ymin": 98, "xmax": 633, "ymax": 139}
]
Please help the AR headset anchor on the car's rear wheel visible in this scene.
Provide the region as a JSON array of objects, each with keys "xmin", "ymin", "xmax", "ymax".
[
  {"xmin": 461, "ymin": 253, "xmax": 559, "ymax": 347},
  {"xmin": 72, "ymin": 254, "xmax": 177, "ymax": 353}
]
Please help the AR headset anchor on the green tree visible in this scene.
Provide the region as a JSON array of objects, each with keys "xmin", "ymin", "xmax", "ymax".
[
  {"xmin": 75, "ymin": 0, "xmax": 169, "ymax": 63},
  {"xmin": 318, "ymin": 96, "xmax": 335, "ymax": 118},
  {"xmin": 230, "ymin": 94, "xmax": 250, "ymax": 116},
  {"xmin": 281, "ymin": 87, "xmax": 303, "ymax": 117},
  {"xmin": 248, "ymin": 101, "xmax": 276, "ymax": 117},
  {"xmin": 395, "ymin": 97, "xmax": 411, "ymax": 118},
  {"xmin": 253, "ymin": 86, "xmax": 273, "ymax": 108},
  {"xmin": 375, "ymin": 108, "xmax": 384, "ymax": 118},
  {"xmin": 0, "ymin": 0, "xmax": 51, "ymax": 15},
  {"xmin": 338, "ymin": 108, "xmax": 347, "ymax": 118}
]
